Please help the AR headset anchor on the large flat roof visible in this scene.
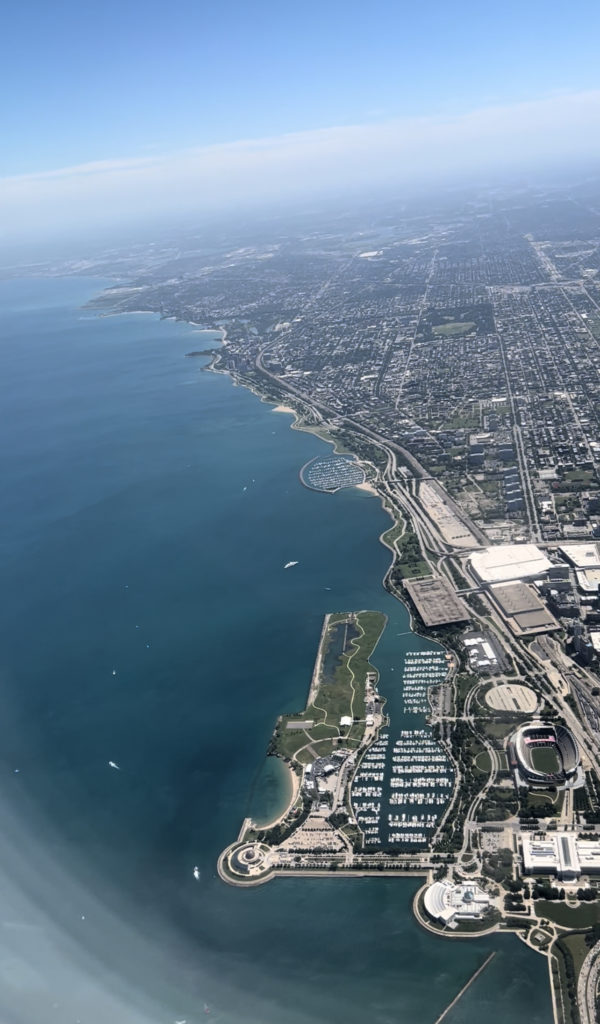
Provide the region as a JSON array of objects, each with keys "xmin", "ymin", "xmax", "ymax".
[
  {"xmin": 470, "ymin": 544, "xmax": 552, "ymax": 584},
  {"xmin": 522, "ymin": 833, "xmax": 600, "ymax": 878},
  {"xmin": 491, "ymin": 582, "xmax": 542, "ymax": 614},
  {"xmin": 404, "ymin": 576, "xmax": 469, "ymax": 627},
  {"xmin": 559, "ymin": 543, "xmax": 600, "ymax": 569},
  {"xmin": 576, "ymin": 568, "xmax": 600, "ymax": 593},
  {"xmin": 490, "ymin": 582, "xmax": 558, "ymax": 634}
]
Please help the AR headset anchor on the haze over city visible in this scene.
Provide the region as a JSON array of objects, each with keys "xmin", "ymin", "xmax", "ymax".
[{"xmin": 2, "ymin": 0, "xmax": 600, "ymax": 243}]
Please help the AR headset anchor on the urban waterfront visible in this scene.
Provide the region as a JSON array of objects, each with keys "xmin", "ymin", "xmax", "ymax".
[{"xmin": 0, "ymin": 276, "xmax": 552, "ymax": 1024}]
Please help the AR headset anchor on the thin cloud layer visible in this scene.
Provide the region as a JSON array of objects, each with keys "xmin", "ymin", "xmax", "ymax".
[{"xmin": 4, "ymin": 90, "xmax": 600, "ymax": 242}]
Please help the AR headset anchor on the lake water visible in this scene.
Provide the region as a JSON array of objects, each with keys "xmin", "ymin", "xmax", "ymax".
[{"xmin": 0, "ymin": 276, "xmax": 552, "ymax": 1023}]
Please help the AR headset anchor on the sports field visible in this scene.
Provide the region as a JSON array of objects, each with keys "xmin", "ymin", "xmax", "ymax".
[{"xmin": 530, "ymin": 744, "xmax": 561, "ymax": 775}]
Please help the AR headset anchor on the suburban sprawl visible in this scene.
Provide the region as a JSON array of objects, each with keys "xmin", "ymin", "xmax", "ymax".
[{"xmin": 35, "ymin": 178, "xmax": 600, "ymax": 1024}]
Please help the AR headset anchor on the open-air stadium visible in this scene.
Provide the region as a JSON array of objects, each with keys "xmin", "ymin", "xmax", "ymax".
[{"xmin": 508, "ymin": 721, "xmax": 582, "ymax": 789}]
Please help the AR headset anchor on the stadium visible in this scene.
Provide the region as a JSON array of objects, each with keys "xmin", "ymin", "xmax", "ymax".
[{"xmin": 508, "ymin": 721, "xmax": 582, "ymax": 789}]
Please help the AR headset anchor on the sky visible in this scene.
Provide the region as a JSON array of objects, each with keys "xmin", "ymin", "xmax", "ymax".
[{"xmin": 2, "ymin": 0, "xmax": 600, "ymax": 243}]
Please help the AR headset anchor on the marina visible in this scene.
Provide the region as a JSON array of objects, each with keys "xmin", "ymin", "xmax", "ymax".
[
  {"xmin": 351, "ymin": 649, "xmax": 454, "ymax": 850},
  {"xmin": 402, "ymin": 651, "xmax": 449, "ymax": 714},
  {"xmin": 299, "ymin": 453, "xmax": 365, "ymax": 492}
]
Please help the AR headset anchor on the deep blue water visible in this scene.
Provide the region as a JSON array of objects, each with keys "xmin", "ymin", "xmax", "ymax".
[{"xmin": 0, "ymin": 276, "xmax": 552, "ymax": 1024}]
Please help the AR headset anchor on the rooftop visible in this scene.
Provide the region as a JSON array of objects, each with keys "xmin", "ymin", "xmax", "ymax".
[
  {"xmin": 490, "ymin": 582, "xmax": 559, "ymax": 634},
  {"xmin": 404, "ymin": 576, "xmax": 469, "ymax": 627},
  {"xmin": 521, "ymin": 833, "xmax": 600, "ymax": 879},
  {"xmin": 423, "ymin": 881, "xmax": 490, "ymax": 925},
  {"xmin": 559, "ymin": 543, "xmax": 600, "ymax": 569},
  {"xmin": 470, "ymin": 544, "xmax": 553, "ymax": 584}
]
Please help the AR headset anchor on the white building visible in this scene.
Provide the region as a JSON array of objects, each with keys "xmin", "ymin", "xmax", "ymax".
[
  {"xmin": 470, "ymin": 545, "xmax": 552, "ymax": 585},
  {"xmin": 521, "ymin": 832, "xmax": 600, "ymax": 881},
  {"xmin": 559, "ymin": 544, "xmax": 600, "ymax": 570},
  {"xmin": 423, "ymin": 881, "xmax": 490, "ymax": 927}
]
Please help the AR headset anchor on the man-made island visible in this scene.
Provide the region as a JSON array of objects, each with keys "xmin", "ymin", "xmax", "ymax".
[{"xmin": 219, "ymin": 611, "xmax": 389, "ymax": 884}]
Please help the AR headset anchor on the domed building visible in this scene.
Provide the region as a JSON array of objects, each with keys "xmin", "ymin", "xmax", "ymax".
[{"xmin": 423, "ymin": 880, "xmax": 490, "ymax": 927}]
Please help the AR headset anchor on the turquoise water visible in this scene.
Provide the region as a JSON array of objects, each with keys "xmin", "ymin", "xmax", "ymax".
[{"xmin": 0, "ymin": 276, "xmax": 552, "ymax": 1023}]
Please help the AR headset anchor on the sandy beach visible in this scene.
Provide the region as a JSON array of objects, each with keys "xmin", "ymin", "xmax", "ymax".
[{"xmin": 356, "ymin": 480, "xmax": 379, "ymax": 496}]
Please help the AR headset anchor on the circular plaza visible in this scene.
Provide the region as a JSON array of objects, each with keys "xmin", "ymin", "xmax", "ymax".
[{"xmin": 219, "ymin": 841, "xmax": 275, "ymax": 885}]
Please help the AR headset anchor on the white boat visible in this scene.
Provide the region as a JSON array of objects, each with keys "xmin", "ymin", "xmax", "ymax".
[{"xmin": 284, "ymin": 561, "xmax": 298, "ymax": 569}]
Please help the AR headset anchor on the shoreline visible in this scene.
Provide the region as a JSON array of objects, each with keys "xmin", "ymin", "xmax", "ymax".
[
  {"xmin": 87, "ymin": 293, "xmax": 565, "ymax": 1024},
  {"xmin": 98, "ymin": 297, "xmax": 457, "ymax": 853},
  {"xmin": 250, "ymin": 757, "xmax": 299, "ymax": 832},
  {"xmin": 252, "ymin": 377, "xmax": 389, "ymax": 505},
  {"xmin": 218, "ymin": 862, "xmax": 429, "ymax": 887},
  {"xmin": 91, "ymin": 293, "xmax": 457, "ymax": 769}
]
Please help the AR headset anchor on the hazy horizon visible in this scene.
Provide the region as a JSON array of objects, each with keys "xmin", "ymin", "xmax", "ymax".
[{"xmin": 2, "ymin": 0, "xmax": 600, "ymax": 248}]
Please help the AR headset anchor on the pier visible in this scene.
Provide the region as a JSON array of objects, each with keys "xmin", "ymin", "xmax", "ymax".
[{"xmin": 433, "ymin": 952, "xmax": 496, "ymax": 1024}]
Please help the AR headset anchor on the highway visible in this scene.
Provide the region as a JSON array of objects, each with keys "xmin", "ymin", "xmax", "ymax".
[
  {"xmin": 495, "ymin": 323, "xmax": 541, "ymax": 541},
  {"xmin": 577, "ymin": 940, "xmax": 600, "ymax": 1024}
]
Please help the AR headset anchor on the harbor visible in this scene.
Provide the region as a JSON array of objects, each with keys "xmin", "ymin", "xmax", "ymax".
[
  {"xmin": 351, "ymin": 651, "xmax": 454, "ymax": 850},
  {"xmin": 299, "ymin": 453, "xmax": 366, "ymax": 492}
]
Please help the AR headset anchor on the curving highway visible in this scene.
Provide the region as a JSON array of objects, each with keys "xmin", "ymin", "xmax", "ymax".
[{"xmin": 577, "ymin": 940, "xmax": 600, "ymax": 1024}]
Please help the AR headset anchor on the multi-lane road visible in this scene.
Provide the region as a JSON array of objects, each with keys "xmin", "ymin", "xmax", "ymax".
[{"xmin": 577, "ymin": 941, "xmax": 600, "ymax": 1024}]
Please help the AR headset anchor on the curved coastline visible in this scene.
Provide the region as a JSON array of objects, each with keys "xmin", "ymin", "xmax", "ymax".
[
  {"xmin": 100, "ymin": 300, "xmax": 460, "ymax": 903},
  {"xmin": 92, "ymin": 299, "xmax": 495, "ymax": 947},
  {"xmin": 250, "ymin": 757, "xmax": 299, "ymax": 832}
]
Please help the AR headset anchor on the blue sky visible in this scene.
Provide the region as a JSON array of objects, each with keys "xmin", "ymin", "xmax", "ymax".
[
  {"xmin": 4, "ymin": 0, "xmax": 600, "ymax": 175},
  {"xmin": 2, "ymin": 0, "xmax": 600, "ymax": 242}
]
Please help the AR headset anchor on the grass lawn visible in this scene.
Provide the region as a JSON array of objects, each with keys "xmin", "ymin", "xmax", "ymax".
[
  {"xmin": 394, "ymin": 559, "xmax": 431, "ymax": 580},
  {"xmin": 480, "ymin": 480, "xmax": 501, "ymax": 495},
  {"xmin": 530, "ymin": 745, "xmax": 561, "ymax": 774},
  {"xmin": 272, "ymin": 611, "xmax": 386, "ymax": 762},
  {"xmin": 487, "ymin": 785, "xmax": 517, "ymax": 803},
  {"xmin": 562, "ymin": 932, "xmax": 592, "ymax": 976},
  {"xmin": 441, "ymin": 412, "xmax": 481, "ymax": 430},
  {"xmin": 554, "ymin": 494, "xmax": 579, "ymax": 510},
  {"xmin": 393, "ymin": 527, "xmax": 430, "ymax": 579},
  {"xmin": 381, "ymin": 519, "xmax": 406, "ymax": 550},
  {"xmin": 456, "ymin": 673, "xmax": 478, "ymax": 701},
  {"xmin": 564, "ymin": 469, "xmax": 595, "ymax": 485},
  {"xmin": 483, "ymin": 720, "xmax": 518, "ymax": 741},
  {"xmin": 537, "ymin": 901, "xmax": 600, "ymax": 928},
  {"xmin": 524, "ymin": 792, "xmax": 560, "ymax": 817},
  {"xmin": 433, "ymin": 321, "xmax": 477, "ymax": 337},
  {"xmin": 552, "ymin": 943, "xmax": 577, "ymax": 1024},
  {"xmin": 309, "ymin": 722, "xmax": 339, "ymax": 740}
]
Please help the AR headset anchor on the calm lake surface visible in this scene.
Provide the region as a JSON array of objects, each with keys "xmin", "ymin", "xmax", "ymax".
[{"xmin": 0, "ymin": 276, "xmax": 552, "ymax": 1023}]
